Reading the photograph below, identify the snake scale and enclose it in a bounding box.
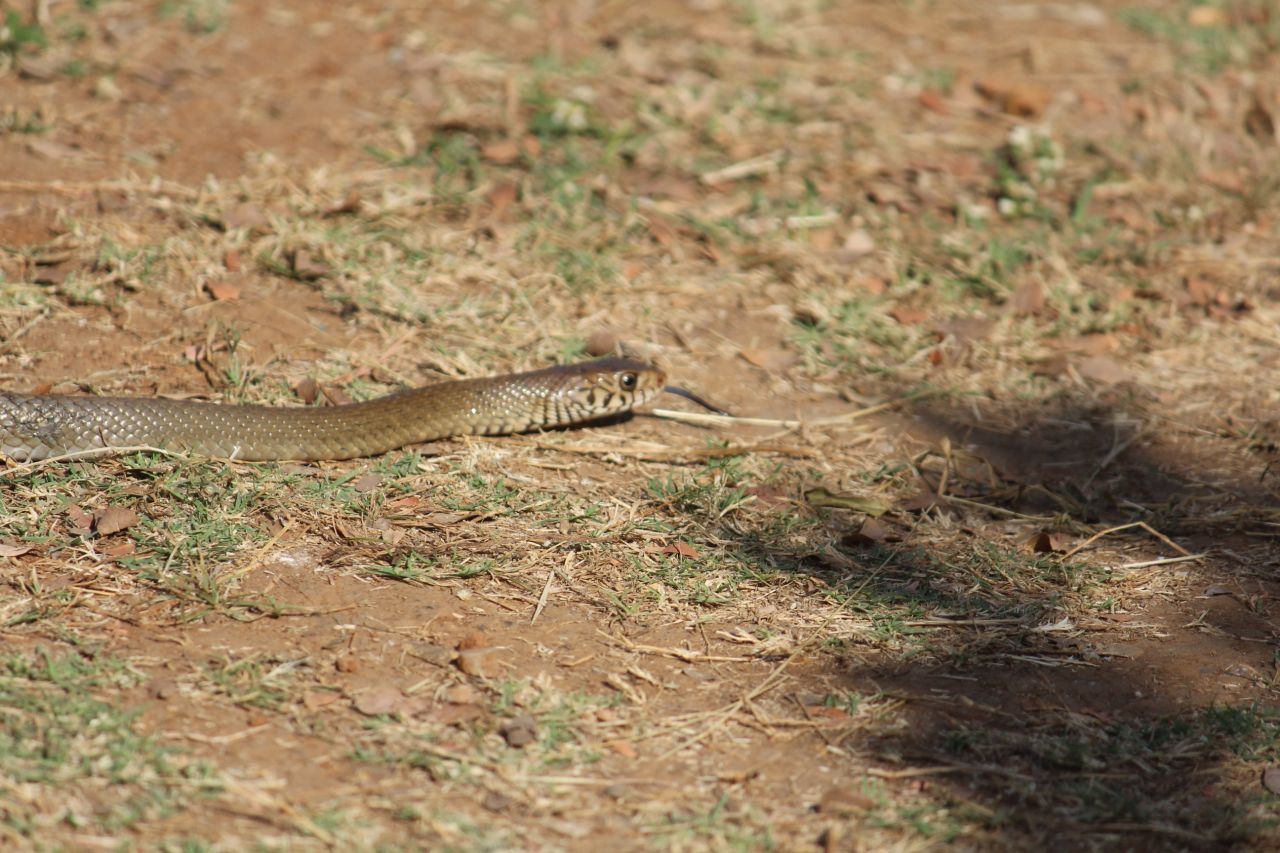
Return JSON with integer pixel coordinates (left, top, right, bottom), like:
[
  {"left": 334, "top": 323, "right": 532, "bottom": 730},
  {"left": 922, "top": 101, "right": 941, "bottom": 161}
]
[{"left": 0, "top": 358, "right": 679, "bottom": 462}]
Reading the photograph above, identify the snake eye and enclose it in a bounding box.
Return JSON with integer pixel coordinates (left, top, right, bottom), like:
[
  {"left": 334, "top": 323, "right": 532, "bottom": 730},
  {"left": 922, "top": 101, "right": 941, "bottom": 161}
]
[{"left": 619, "top": 372, "right": 638, "bottom": 390}]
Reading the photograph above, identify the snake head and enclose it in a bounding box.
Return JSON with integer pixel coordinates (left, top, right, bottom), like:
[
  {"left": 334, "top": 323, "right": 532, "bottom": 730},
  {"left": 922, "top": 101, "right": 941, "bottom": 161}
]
[{"left": 554, "top": 357, "right": 667, "bottom": 418}]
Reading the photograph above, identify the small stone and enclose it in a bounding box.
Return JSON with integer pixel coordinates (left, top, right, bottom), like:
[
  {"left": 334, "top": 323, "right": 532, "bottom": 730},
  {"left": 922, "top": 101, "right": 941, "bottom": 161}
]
[
  {"left": 585, "top": 328, "right": 620, "bottom": 356},
  {"left": 500, "top": 714, "right": 537, "bottom": 748}
]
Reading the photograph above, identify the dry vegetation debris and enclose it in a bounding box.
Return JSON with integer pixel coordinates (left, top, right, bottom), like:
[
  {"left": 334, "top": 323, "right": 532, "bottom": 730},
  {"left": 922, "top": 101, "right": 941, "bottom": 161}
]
[{"left": 3, "top": 0, "right": 1280, "bottom": 850}]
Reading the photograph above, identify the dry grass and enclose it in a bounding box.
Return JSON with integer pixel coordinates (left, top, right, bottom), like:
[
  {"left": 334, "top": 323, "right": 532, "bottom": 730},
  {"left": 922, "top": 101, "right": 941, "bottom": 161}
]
[{"left": 3, "top": 0, "right": 1280, "bottom": 850}]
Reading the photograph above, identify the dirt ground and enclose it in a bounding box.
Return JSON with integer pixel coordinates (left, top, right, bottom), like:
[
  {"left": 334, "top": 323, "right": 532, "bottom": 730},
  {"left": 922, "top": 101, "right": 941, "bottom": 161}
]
[{"left": 4, "top": 0, "right": 1280, "bottom": 850}]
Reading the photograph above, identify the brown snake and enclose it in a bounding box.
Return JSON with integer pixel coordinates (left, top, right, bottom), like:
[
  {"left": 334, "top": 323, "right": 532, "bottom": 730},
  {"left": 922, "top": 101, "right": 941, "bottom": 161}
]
[{"left": 0, "top": 357, "right": 718, "bottom": 463}]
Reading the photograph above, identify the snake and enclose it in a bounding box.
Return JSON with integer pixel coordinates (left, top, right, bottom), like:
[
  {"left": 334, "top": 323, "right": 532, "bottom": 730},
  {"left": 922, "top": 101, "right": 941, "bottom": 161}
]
[{"left": 0, "top": 357, "right": 720, "bottom": 463}]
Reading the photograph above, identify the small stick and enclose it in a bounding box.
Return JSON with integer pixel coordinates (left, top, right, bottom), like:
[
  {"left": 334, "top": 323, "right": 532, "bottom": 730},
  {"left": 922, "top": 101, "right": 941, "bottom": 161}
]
[
  {"left": 1118, "top": 553, "right": 1205, "bottom": 570},
  {"left": 1060, "top": 520, "right": 1193, "bottom": 561},
  {"left": 700, "top": 150, "right": 785, "bottom": 185},
  {"left": 2, "top": 444, "right": 188, "bottom": 474}
]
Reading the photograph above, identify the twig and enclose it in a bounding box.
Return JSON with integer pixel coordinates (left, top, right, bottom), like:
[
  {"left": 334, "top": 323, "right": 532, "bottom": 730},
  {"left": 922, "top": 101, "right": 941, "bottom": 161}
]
[
  {"left": 1060, "top": 521, "right": 1192, "bottom": 561},
  {"left": 700, "top": 150, "right": 785, "bottom": 185},
  {"left": 900, "top": 618, "right": 1025, "bottom": 627},
  {"left": 1118, "top": 553, "right": 1205, "bottom": 569},
  {"left": 1085, "top": 422, "right": 1144, "bottom": 486},
  {"left": 2, "top": 444, "right": 190, "bottom": 474},
  {"left": 942, "top": 494, "right": 1051, "bottom": 520},
  {"left": 532, "top": 554, "right": 570, "bottom": 625},
  {"left": 600, "top": 633, "right": 751, "bottom": 663},
  {"left": 864, "top": 765, "right": 963, "bottom": 779},
  {"left": 529, "top": 439, "right": 823, "bottom": 460},
  {"left": 1072, "top": 822, "right": 1214, "bottom": 843}
]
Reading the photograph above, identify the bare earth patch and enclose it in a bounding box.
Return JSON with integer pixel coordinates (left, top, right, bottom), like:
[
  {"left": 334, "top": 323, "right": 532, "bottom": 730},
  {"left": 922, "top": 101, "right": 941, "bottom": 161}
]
[{"left": 4, "top": 0, "right": 1280, "bottom": 849}]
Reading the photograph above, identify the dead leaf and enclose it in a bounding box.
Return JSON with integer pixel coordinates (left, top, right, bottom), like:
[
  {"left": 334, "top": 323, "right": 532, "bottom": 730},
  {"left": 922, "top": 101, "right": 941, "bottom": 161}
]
[
  {"left": 204, "top": 279, "right": 241, "bottom": 301},
  {"left": 293, "top": 377, "right": 320, "bottom": 404},
  {"left": 606, "top": 739, "right": 638, "bottom": 759},
  {"left": 917, "top": 90, "right": 947, "bottom": 114},
  {"left": 818, "top": 786, "right": 875, "bottom": 815},
  {"left": 444, "top": 684, "right": 482, "bottom": 704},
  {"left": 662, "top": 541, "right": 701, "bottom": 560},
  {"left": 888, "top": 305, "right": 928, "bottom": 326},
  {"left": 1024, "top": 530, "right": 1068, "bottom": 554},
  {"left": 935, "top": 316, "right": 994, "bottom": 344},
  {"left": 1203, "top": 584, "right": 1234, "bottom": 597},
  {"left": 352, "top": 473, "right": 383, "bottom": 493},
  {"left": 100, "top": 539, "right": 136, "bottom": 558},
  {"left": 481, "top": 138, "right": 522, "bottom": 164},
  {"left": 1207, "top": 296, "right": 1253, "bottom": 319},
  {"left": 842, "top": 517, "right": 891, "bottom": 546},
  {"left": 27, "top": 138, "right": 91, "bottom": 161},
  {"left": 223, "top": 203, "right": 267, "bottom": 231},
  {"left": 1187, "top": 5, "right": 1227, "bottom": 27},
  {"left": 291, "top": 250, "right": 329, "bottom": 280},
  {"left": 1184, "top": 275, "right": 1216, "bottom": 307},
  {"left": 431, "top": 702, "right": 485, "bottom": 725},
  {"left": 897, "top": 489, "right": 939, "bottom": 512},
  {"left": 1009, "top": 280, "right": 1046, "bottom": 316},
  {"left": 16, "top": 54, "right": 60, "bottom": 81},
  {"left": 975, "top": 78, "right": 1051, "bottom": 118},
  {"left": 322, "top": 385, "right": 353, "bottom": 406},
  {"left": 1200, "top": 169, "right": 1245, "bottom": 194},
  {"left": 1246, "top": 99, "right": 1276, "bottom": 144},
  {"left": 422, "top": 511, "right": 468, "bottom": 525},
  {"left": 67, "top": 505, "right": 94, "bottom": 533},
  {"left": 1057, "top": 333, "right": 1122, "bottom": 355},
  {"left": 487, "top": 181, "right": 519, "bottom": 219},
  {"left": 0, "top": 541, "right": 32, "bottom": 558},
  {"left": 1076, "top": 355, "right": 1133, "bottom": 385},
  {"left": 353, "top": 685, "right": 403, "bottom": 716},
  {"left": 303, "top": 690, "right": 342, "bottom": 710},
  {"left": 94, "top": 506, "right": 139, "bottom": 536},
  {"left": 224, "top": 250, "right": 242, "bottom": 272},
  {"left": 854, "top": 276, "right": 889, "bottom": 296},
  {"left": 324, "top": 192, "right": 363, "bottom": 216},
  {"left": 744, "top": 484, "right": 790, "bottom": 508},
  {"left": 866, "top": 180, "right": 910, "bottom": 209},
  {"left": 645, "top": 214, "right": 678, "bottom": 247},
  {"left": 804, "top": 488, "right": 891, "bottom": 516},
  {"left": 739, "top": 348, "right": 797, "bottom": 371}
]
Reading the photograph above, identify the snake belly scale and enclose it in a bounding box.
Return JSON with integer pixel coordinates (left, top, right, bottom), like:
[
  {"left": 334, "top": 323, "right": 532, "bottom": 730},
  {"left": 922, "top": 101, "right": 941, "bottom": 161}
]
[{"left": 0, "top": 358, "right": 665, "bottom": 462}]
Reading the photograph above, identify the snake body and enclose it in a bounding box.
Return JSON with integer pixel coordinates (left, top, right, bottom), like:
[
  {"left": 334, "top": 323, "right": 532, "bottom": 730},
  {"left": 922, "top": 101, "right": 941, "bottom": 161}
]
[{"left": 0, "top": 358, "right": 665, "bottom": 462}]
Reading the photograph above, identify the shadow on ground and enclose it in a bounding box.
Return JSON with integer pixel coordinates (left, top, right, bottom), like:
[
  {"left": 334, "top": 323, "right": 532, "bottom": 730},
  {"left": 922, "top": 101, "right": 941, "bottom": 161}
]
[{"left": 723, "top": 392, "right": 1280, "bottom": 850}]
